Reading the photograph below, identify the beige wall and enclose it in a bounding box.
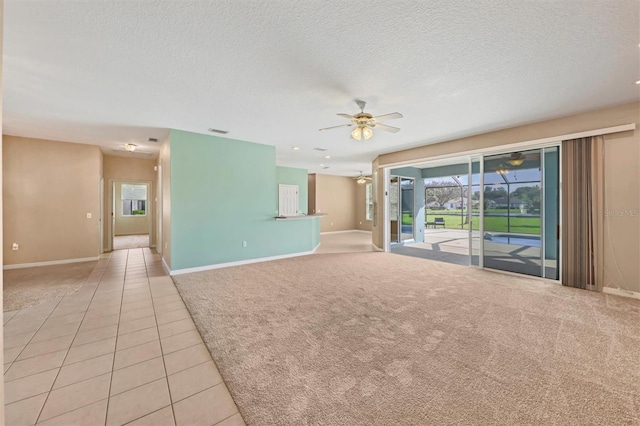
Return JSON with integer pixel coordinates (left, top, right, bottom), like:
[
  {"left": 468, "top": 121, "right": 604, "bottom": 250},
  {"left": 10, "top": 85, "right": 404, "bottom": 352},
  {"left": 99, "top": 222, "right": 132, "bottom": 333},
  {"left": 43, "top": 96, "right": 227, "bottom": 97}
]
[
  {"left": 314, "top": 174, "right": 356, "bottom": 232},
  {"left": 114, "top": 182, "right": 150, "bottom": 236},
  {"left": 308, "top": 174, "right": 316, "bottom": 214},
  {"left": 1, "top": 0, "right": 5, "bottom": 412},
  {"left": 3, "top": 136, "right": 102, "bottom": 265},
  {"left": 355, "top": 181, "right": 372, "bottom": 231},
  {"left": 159, "top": 134, "right": 171, "bottom": 268},
  {"left": 374, "top": 101, "right": 640, "bottom": 292},
  {"left": 372, "top": 158, "right": 382, "bottom": 249},
  {"left": 103, "top": 155, "right": 156, "bottom": 249}
]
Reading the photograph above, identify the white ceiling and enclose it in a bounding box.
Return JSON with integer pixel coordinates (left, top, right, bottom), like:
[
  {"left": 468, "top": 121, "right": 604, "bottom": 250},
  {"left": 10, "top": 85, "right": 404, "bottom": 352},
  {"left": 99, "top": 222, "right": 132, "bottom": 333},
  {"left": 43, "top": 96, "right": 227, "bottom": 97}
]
[{"left": 4, "top": 0, "right": 639, "bottom": 176}]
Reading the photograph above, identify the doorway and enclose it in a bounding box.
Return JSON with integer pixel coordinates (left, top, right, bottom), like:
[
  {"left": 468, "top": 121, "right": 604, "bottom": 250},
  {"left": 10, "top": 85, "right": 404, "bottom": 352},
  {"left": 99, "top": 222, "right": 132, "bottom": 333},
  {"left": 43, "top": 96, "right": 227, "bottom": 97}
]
[
  {"left": 389, "top": 176, "right": 415, "bottom": 244},
  {"left": 111, "top": 181, "right": 151, "bottom": 250}
]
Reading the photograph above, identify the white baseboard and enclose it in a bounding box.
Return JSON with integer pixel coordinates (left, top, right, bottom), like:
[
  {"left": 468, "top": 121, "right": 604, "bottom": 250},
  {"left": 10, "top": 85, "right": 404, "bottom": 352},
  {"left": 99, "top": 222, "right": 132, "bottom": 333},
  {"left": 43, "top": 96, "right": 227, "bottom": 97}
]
[
  {"left": 169, "top": 246, "right": 320, "bottom": 276},
  {"left": 603, "top": 287, "right": 640, "bottom": 300},
  {"left": 320, "top": 229, "right": 372, "bottom": 235},
  {"left": 161, "top": 257, "right": 171, "bottom": 275},
  {"left": 3, "top": 256, "right": 100, "bottom": 270}
]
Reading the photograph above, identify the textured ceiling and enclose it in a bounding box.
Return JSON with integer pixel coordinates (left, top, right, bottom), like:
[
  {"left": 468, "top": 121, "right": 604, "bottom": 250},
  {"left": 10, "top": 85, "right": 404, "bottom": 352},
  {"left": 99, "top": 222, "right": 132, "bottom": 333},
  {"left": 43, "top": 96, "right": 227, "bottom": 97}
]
[{"left": 4, "top": 0, "right": 639, "bottom": 175}]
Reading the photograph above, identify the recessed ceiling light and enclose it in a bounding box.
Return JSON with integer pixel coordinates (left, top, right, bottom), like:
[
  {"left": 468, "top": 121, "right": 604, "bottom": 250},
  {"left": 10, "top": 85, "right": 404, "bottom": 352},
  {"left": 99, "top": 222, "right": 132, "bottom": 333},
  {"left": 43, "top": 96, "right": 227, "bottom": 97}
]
[
  {"left": 208, "top": 128, "right": 229, "bottom": 134},
  {"left": 636, "top": 80, "right": 640, "bottom": 85},
  {"left": 325, "top": 155, "right": 331, "bottom": 159},
  {"left": 292, "top": 147, "right": 300, "bottom": 150},
  {"left": 320, "top": 163, "right": 324, "bottom": 167}
]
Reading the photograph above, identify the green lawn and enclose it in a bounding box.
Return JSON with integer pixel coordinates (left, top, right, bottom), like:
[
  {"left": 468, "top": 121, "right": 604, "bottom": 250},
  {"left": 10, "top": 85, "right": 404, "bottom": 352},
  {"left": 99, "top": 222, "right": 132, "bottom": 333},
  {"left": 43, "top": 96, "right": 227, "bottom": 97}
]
[
  {"left": 424, "top": 214, "right": 540, "bottom": 234},
  {"left": 403, "top": 210, "right": 541, "bottom": 234}
]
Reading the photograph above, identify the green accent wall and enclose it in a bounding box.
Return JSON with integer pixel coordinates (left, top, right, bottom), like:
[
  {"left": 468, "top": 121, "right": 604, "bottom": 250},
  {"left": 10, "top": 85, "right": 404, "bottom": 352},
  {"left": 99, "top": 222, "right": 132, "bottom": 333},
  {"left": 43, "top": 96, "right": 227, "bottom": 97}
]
[{"left": 169, "top": 129, "right": 318, "bottom": 271}]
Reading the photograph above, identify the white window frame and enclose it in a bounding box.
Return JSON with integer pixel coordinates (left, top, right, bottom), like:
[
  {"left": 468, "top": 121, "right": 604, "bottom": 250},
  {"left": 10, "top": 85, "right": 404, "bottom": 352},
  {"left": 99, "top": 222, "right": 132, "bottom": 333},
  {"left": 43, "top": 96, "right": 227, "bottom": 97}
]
[{"left": 365, "top": 183, "right": 373, "bottom": 221}]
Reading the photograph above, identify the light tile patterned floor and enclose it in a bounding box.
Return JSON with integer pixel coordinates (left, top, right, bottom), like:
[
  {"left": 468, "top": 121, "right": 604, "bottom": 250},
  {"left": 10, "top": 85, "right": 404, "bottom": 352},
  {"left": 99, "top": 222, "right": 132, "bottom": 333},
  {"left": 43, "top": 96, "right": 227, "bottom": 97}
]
[{"left": 4, "top": 248, "right": 245, "bottom": 426}]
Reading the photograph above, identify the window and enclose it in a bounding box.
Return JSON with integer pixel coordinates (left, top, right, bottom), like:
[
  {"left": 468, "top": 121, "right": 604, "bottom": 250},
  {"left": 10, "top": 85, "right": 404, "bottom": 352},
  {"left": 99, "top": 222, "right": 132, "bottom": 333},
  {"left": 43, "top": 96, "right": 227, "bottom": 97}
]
[
  {"left": 366, "top": 183, "right": 373, "bottom": 220},
  {"left": 121, "top": 184, "right": 147, "bottom": 216}
]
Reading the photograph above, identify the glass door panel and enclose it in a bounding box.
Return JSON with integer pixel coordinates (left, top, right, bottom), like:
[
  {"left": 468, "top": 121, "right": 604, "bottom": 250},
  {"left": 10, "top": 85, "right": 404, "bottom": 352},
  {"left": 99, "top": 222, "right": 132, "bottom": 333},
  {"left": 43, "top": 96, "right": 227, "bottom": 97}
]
[
  {"left": 470, "top": 158, "right": 482, "bottom": 266},
  {"left": 482, "top": 149, "right": 543, "bottom": 277},
  {"left": 400, "top": 178, "right": 414, "bottom": 242},
  {"left": 543, "top": 147, "right": 560, "bottom": 279},
  {"left": 390, "top": 176, "right": 400, "bottom": 243}
]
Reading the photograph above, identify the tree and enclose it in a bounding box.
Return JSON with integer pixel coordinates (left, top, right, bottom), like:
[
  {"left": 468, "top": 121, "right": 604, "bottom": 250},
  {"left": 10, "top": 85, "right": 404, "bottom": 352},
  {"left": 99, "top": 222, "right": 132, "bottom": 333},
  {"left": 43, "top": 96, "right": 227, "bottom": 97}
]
[
  {"left": 512, "top": 185, "right": 541, "bottom": 210},
  {"left": 425, "top": 181, "right": 463, "bottom": 208},
  {"left": 483, "top": 186, "right": 507, "bottom": 209}
]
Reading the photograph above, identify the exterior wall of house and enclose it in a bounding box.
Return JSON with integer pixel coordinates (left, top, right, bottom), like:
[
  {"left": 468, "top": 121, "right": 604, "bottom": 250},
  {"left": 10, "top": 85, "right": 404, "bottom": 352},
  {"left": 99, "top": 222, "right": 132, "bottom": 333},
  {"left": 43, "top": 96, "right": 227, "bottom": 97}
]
[
  {"left": 3, "top": 136, "right": 102, "bottom": 265},
  {"left": 374, "top": 101, "right": 640, "bottom": 293}
]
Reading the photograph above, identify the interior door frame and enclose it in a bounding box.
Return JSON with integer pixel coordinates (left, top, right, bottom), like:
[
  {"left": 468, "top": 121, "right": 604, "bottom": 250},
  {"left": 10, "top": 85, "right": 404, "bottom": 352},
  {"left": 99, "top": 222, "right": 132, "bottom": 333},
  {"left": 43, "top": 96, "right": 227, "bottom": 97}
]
[{"left": 107, "top": 179, "right": 154, "bottom": 252}]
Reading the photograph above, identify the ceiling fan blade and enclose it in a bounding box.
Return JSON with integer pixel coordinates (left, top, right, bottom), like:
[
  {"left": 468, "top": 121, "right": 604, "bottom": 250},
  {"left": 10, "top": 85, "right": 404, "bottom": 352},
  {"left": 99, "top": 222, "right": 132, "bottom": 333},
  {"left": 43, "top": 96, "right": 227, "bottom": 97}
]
[
  {"left": 319, "top": 123, "right": 353, "bottom": 131},
  {"left": 372, "top": 123, "right": 401, "bottom": 133},
  {"left": 372, "top": 112, "right": 403, "bottom": 123},
  {"left": 337, "top": 113, "right": 355, "bottom": 120}
]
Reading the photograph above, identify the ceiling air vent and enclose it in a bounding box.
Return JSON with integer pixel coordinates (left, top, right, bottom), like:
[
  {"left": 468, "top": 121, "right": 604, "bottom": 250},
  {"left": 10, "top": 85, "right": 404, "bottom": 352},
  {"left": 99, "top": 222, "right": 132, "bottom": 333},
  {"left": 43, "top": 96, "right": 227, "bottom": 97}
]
[
  {"left": 313, "top": 147, "right": 328, "bottom": 152},
  {"left": 322, "top": 166, "right": 330, "bottom": 169},
  {"left": 148, "top": 137, "right": 158, "bottom": 143},
  {"left": 208, "top": 128, "right": 229, "bottom": 135}
]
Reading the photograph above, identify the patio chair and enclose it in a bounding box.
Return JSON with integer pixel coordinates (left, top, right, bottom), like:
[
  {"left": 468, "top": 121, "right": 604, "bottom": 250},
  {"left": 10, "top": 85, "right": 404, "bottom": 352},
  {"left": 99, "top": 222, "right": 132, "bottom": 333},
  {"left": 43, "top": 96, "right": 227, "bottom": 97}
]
[{"left": 425, "top": 217, "right": 446, "bottom": 228}]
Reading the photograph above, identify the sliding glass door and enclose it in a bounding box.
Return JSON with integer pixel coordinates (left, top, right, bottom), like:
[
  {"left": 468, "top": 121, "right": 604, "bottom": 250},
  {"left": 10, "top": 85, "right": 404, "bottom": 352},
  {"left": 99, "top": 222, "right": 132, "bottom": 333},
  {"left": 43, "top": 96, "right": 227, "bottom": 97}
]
[
  {"left": 400, "top": 178, "right": 415, "bottom": 242},
  {"left": 481, "top": 148, "right": 559, "bottom": 278},
  {"left": 389, "top": 176, "right": 415, "bottom": 244},
  {"left": 387, "top": 147, "right": 560, "bottom": 280}
]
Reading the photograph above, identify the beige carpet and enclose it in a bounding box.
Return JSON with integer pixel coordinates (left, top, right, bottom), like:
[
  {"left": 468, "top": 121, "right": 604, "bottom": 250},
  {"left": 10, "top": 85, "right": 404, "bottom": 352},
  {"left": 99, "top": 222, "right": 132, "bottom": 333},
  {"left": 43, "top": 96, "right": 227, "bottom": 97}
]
[
  {"left": 3, "top": 260, "right": 97, "bottom": 312},
  {"left": 172, "top": 252, "right": 640, "bottom": 425},
  {"left": 113, "top": 234, "right": 149, "bottom": 250}
]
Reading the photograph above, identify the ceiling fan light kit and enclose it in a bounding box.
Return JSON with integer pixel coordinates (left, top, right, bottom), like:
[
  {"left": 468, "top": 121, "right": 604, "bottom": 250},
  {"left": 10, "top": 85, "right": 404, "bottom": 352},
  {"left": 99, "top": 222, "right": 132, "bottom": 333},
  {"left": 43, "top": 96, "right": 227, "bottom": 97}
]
[
  {"left": 507, "top": 152, "right": 525, "bottom": 166},
  {"left": 353, "top": 171, "right": 372, "bottom": 184},
  {"left": 124, "top": 143, "right": 137, "bottom": 152},
  {"left": 320, "top": 100, "right": 403, "bottom": 141}
]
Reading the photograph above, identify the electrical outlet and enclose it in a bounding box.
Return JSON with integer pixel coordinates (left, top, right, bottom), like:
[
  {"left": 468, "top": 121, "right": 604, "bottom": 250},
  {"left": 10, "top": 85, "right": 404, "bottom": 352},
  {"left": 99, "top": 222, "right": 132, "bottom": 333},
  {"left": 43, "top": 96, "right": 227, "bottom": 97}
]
[
  {"left": 12, "top": 243, "right": 19, "bottom": 251},
  {"left": 242, "top": 241, "right": 247, "bottom": 247},
  {"left": 86, "top": 213, "right": 92, "bottom": 219}
]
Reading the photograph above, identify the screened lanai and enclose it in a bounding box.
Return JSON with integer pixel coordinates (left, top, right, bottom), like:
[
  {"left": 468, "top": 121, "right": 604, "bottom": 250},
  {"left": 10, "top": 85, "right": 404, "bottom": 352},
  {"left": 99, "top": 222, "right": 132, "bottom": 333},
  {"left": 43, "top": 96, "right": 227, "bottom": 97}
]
[{"left": 389, "top": 148, "right": 559, "bottom": 279}]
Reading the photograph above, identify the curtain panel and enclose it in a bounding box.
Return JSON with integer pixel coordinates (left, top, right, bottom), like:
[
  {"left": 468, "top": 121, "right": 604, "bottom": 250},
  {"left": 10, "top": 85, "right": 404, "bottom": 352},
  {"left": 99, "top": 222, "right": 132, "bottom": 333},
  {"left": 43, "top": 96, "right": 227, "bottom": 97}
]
[{"left": 561, "top": 136, "right": 605, "bottom": 290}]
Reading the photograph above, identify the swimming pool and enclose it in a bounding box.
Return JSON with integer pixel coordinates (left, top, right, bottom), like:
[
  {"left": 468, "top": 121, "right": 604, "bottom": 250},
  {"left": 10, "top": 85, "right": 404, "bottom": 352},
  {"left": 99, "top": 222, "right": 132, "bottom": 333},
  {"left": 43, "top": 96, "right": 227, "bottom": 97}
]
[{"left": 484, "top": 233, "right": 541, "bottom": 247}]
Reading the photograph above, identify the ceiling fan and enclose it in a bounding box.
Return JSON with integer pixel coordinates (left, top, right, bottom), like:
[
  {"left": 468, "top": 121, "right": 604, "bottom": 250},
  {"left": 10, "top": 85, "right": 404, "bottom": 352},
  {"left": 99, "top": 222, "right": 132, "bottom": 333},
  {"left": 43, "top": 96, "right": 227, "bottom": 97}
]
[
  {"left": 352, "top": 171, "right": 372, "bottom": 184},
  {"left": 319, "top": 100, "right": 403, "bottom": 140}
]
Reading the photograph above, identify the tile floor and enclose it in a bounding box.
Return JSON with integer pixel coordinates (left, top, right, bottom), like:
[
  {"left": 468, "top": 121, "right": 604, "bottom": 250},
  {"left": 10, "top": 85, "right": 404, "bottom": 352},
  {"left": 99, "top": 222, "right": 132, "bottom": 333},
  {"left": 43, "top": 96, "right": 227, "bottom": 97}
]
[{"left": 4, "top": 248, "right": 245, "bottom": 426}]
